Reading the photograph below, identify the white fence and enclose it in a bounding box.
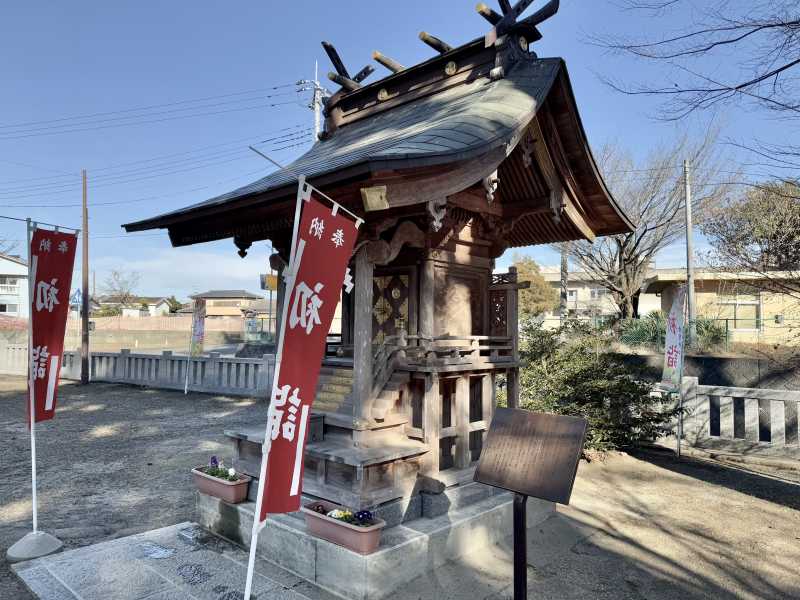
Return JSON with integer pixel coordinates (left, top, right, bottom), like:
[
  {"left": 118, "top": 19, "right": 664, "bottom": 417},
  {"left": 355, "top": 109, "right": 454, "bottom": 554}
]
[
  {"left": 61, "top": 350, "right": 275, "bottom": 397},
  {"left": 681, "top": 376, "right": 800, "bottom": 455}
]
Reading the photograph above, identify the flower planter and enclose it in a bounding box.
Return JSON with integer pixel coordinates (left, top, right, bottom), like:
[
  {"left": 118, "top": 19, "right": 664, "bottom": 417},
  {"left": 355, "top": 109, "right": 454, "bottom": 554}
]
[
  {"left": 192, "top": 467, "right": 251, "bottom": 504},
  {"left": 301, "top": 500, "right": 385, "bottom": 555}
]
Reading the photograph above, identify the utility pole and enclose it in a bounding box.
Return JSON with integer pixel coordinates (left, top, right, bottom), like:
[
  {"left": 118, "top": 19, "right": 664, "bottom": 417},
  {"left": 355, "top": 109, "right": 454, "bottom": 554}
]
[
  {"left": 81, "top": 170, "right": 89, "bottom": 384},
  {"left": 300, "top": 63, "right": 330, "bottom": 140},
  {"left": 684, "top": 159, "right": 696, "bottom": 346}
]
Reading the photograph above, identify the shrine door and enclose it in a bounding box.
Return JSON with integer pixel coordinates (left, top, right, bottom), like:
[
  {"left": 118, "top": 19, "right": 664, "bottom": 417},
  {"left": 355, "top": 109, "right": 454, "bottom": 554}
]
[{"left": 372, "top": 272, "right": 410, "bottom": 344}]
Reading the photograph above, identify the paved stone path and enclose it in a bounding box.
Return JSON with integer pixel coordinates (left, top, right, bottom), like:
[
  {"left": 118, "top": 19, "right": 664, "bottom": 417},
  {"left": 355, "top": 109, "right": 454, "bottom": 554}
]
[
  {"left": 0, "top": 377, "right": 269, "bottom": 600},
  {"left": 3, "top": 377, "right": 800, "bottom": 599},
  {"left": 14, "top": 523, "right": 323, "bottom": 600}
]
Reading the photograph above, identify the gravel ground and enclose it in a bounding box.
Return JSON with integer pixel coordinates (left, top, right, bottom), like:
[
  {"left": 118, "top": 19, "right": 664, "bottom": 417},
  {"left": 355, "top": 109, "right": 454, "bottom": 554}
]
[
  {"left": 2, "top": 376, "right": 800, "bottom": 600},
  {"left": 0, "top": 376, "right": 267, "bottom": 600}
]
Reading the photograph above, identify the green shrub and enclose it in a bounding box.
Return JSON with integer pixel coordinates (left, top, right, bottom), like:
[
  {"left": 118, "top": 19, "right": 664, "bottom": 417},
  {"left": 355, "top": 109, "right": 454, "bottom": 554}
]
[
  {"left": 619, "top": 311, "right": 727, "bottom": 352},
  {"left": 619, "top": 311, "right": 666, "bottom": 348},
  {"left": 518, "top": 318, "right": 677, "bottom": 451}
]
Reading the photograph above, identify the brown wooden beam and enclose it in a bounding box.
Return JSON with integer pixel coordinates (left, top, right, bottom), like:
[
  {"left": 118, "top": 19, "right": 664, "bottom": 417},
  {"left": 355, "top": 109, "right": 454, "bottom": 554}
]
[
  {"left": 475, "top": 2, "right": 502, "bottom": 25},
  {"left": 322, "top": 41, "right": 350, "bottom": 78},
  {"left": 352, "top": 64, "right": 375, "bottom": 83},
  {"left": 419, "top": 31, "right": 453, "bottom": 54},
  {"left": 328, "top": 72, "right": 361, "bottom": 92},
  {"left": 521, "top": 0, "right": 560, "bottom": 26},
  {"left": 372, "top": 50, "right": 405, "bottom": 73}
]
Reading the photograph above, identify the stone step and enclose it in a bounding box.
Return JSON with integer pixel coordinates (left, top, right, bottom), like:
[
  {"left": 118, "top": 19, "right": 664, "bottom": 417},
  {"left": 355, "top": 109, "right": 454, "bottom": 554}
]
[
  {"left": 319, "top": 375, "right": 354, "bottom": 386},
  {"left": 316, "top": 390, "right": 350, "bottom": 403},
  {"left": 319, "top": 367, "right": 353, "bottom": 379},
  {"left": 421, "top": 481, "right": 500, "bottom": 518},
  {"left": 318, "top": 382, "right": 353, "bottom": 394}
]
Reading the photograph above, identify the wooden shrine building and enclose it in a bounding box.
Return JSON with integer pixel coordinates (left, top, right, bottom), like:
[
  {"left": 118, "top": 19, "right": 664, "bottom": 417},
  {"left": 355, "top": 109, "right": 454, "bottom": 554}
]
[{"left": 124, "top": 2, "right": 633, "bottom": 512}]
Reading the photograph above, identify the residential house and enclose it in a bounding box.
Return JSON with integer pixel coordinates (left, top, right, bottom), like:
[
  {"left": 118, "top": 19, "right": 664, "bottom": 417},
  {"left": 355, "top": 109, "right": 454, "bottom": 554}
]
[
  {"left": 189, "top": 290, "right": 261, "bottom": 318},
  {"left": 97, "top": 295, "right": 172, "bottom": 317},
  {"left": 0, "top": 253, "right": 28, "bottom": 318}
]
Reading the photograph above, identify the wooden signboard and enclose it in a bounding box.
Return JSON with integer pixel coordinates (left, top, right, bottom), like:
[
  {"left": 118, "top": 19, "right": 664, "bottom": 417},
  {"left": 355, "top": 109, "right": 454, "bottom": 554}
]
[
  {"left": 475, "top": 408, "right": 587, "bottom": 600},
  {"left": 475, "top": 408, "right": 587, "bottom": 504}
]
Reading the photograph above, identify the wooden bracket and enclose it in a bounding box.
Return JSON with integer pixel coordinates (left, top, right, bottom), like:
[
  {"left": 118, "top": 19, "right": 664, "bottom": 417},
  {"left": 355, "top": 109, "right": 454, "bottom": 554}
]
[
  {"left": 427, "top": 198, "right": 447, "bottom": 232},
  {"left": 483, "top": 170, "right": 499, "bottom": 204}
]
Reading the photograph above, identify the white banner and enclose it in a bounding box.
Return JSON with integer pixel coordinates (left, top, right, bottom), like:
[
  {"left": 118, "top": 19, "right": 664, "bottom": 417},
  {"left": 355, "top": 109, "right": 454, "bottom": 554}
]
[{"left": 661, "top": 286, "right": 687, "bottom": 392}]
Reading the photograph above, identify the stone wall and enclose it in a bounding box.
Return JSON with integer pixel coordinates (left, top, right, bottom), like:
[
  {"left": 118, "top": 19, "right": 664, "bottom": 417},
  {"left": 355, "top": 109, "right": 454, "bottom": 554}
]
[{"left": 618, "top": 352, "right": 800, "bottom": 391}]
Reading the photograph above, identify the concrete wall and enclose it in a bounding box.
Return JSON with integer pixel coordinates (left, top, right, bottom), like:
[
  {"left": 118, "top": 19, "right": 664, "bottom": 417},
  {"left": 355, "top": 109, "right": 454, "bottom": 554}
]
[
  {"left": 61, "top": 330, "right": 242, "bottom": 353},
  {"left": 620, "top": 352, "right": 800, "bottom": 391}
]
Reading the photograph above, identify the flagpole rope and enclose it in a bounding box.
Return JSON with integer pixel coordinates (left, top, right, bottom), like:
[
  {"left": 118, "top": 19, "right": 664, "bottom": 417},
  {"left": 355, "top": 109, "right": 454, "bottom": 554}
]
[
  {"left": 0, "top": 214, "right": 80, "bottom": 232},
  {"left": 246, "top": 147, "right": 364, "bottom": 228}
]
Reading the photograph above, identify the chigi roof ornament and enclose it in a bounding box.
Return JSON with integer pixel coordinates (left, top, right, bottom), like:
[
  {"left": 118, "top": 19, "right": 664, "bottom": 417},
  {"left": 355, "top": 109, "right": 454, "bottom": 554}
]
[{"left": 321, "top": 0, "right": 560, "bottom": 97}]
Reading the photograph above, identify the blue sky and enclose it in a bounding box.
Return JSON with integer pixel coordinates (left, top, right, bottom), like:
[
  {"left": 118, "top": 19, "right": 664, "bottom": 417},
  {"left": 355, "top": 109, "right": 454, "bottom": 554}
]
[{"left": 0, "top": 1, "right": 791, "bottom": 299}]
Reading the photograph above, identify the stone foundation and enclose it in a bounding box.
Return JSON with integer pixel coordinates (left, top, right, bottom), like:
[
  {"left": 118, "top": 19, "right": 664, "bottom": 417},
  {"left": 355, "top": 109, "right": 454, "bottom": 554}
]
[{"left": 197, "top": 488, "right": 554, "bottom": 600}]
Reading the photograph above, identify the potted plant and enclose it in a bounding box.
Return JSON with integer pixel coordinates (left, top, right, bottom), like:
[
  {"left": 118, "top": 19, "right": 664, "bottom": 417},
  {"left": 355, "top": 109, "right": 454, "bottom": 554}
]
[
  {"left": 192, "top": 456, "right": 251, "bottom": 504},
  {"left": 301, "top": 500, "right": 385, "bottom": 554}
]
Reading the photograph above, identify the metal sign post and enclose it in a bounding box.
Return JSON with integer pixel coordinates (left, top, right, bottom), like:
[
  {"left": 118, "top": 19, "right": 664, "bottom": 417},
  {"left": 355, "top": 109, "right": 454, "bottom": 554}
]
[{"left": 475, "top": 408, "right": 588, "bottom": 600}]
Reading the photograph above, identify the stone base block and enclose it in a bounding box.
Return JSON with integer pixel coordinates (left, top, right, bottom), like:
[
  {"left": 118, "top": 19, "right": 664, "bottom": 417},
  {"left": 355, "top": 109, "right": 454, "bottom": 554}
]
[
  {"left": 197, "top": 490, "right": 554, "bottom": 600},
  {"left": 421, "top": 481, "right": 500, "bottom": 517}
]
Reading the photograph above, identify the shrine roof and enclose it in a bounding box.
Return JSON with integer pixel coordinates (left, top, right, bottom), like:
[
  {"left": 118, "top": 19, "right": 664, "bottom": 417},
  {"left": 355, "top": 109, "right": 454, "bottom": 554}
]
[{"left": 125, "top": 56, "right": 581, "bottom": 232}]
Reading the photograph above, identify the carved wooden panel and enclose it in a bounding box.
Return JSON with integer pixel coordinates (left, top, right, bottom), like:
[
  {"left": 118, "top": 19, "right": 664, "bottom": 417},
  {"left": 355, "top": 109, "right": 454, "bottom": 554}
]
[
  {"left": 372, "top": 274, "right": 409, "bottom": 343},
  {"left": 490, "top": 289, "right": 508, "bottom": 337}
]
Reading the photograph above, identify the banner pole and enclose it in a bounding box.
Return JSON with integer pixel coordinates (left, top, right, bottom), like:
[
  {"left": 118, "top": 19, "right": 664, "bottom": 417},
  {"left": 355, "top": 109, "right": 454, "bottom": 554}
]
[
  {"left": 243, "top": 177, "right": 307, "bottom": 600},
  {"left": 26, "top": 218, "right": 38, "bottom": 534}
]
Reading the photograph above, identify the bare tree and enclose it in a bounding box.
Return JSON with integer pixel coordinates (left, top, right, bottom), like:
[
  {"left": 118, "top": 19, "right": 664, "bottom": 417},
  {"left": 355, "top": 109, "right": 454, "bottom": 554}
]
[
  {"left": 595, "top": 1, "right": 800, "bottom": 119},
  {"left": 594, "top": 1, "right": 800, "bottom": 173},
  {"left": 702, "top": 181, "right": 800, "bottom": 301},
  {"left": 102, "top": 269, "right": 140, "bottom": 306},
  {"left": 565, "top": 130, "right": 727, "bottom": 318}
]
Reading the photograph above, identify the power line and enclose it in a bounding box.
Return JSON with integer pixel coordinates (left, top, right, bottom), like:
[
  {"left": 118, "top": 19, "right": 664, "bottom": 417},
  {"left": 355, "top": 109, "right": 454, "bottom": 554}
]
[
  {"left": 0, "top": 124, "right": 309, "bottom": 186},
  {"left": 0, "top": 93, "right": 303, "bottom": 138},
  {"left": 0, "top": 130, "right": 312, "bottom": 196},
  {"left": 0, "top": 161, "right": 284, "bottom": 209},
  {"left": 0, "top": 83, "right": 300, "bottom": 130},
  {"left": 0, "top": 99, "right": 304, "bottom": 141}
]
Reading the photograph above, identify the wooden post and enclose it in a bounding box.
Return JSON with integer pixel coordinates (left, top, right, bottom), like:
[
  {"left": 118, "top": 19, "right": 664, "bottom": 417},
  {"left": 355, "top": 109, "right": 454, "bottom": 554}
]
[
  {"left": 507, "top": 369, "right": 519, "bottom": 409},
  {"left": 423, "top": 374, "right": 440, "bottom": 475},
  {"left": 353, "top": 246, "right": 373, "bottom": 422},
  {"left": 482, "top": 373, "right": 494, "bottom": 423},
  {"left": 419, "top": 257, "right": 435, "bottom": 342},
  {"left": 454, "top": 375, "right": 471, "bottom": 469}
]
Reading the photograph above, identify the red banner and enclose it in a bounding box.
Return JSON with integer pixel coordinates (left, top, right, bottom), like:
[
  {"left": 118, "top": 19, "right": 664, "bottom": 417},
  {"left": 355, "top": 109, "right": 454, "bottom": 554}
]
[
  {"left": 259, "top": 188, "right": 358, "bottom": 517},
  {"left": 28, "top": 228, "right": 77, "bottom": 424}
]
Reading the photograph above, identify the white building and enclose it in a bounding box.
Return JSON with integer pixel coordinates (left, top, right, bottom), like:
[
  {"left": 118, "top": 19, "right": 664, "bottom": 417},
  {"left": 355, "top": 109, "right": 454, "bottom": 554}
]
[
  {"left": 539, "top": 266, "right": 661, "bottom": 319},
  {"left": 0, "top": 252, "right": 29, "bottom": 318}
]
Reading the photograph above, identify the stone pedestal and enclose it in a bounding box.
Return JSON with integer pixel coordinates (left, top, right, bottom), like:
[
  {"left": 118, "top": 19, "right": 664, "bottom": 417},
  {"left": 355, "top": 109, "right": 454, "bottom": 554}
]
[{"left": 197, "top": 488, "right": 554, "bottom": 600}]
